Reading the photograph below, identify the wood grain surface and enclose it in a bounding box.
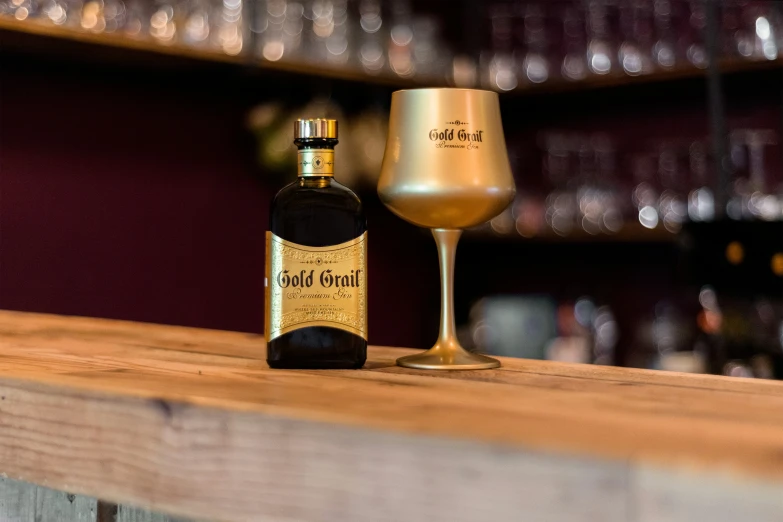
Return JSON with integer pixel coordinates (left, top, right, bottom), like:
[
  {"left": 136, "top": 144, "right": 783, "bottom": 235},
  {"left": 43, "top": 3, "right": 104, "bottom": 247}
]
[
  {"left": 0, "top": 310, "right": 782, "bottom": 521},
  {"left": 0, "top": 477, "right": 192, "bottom": 522}
]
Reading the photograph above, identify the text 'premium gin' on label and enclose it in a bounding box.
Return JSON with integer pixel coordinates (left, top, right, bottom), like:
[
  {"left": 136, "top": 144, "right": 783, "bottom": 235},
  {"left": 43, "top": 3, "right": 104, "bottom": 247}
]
[{"left": 265, "top": 118, "right": 367, "bottom": 369}]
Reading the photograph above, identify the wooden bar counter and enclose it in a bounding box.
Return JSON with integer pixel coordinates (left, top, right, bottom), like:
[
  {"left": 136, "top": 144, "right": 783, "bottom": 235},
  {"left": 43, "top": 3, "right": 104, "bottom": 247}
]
[{"left": 0, "top": 310, "right": 782, "bottom": 521}]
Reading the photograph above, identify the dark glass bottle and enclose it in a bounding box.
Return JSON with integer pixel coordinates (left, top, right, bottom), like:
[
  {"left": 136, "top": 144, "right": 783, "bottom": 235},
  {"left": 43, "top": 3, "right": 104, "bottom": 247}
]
[{"left": 266, "top": 119, "right": 367, "bottom": 369}]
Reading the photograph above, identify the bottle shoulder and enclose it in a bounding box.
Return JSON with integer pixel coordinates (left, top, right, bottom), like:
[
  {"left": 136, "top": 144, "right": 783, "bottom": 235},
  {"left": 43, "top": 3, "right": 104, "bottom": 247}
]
[
  {"left": 270, "top": 177, "right": 366, "bottom": 246},
  {"left": 272, "top": 178, "right": 363, "bottom": 212}
]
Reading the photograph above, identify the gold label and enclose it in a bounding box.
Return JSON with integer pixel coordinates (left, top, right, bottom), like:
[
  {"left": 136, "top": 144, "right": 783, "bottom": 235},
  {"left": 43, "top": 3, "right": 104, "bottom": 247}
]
[
  {"left": 265, "top": 232, "right": 367, "bottom": 341},
  {"left": 297, "top": 149, "right": 334, "bottom": 176}
]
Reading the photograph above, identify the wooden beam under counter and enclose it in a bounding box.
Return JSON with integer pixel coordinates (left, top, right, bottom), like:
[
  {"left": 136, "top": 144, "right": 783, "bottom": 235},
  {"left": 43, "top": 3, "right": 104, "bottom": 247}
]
[{"left": 0, "top": 309, "right": 781, "bottom": 522}]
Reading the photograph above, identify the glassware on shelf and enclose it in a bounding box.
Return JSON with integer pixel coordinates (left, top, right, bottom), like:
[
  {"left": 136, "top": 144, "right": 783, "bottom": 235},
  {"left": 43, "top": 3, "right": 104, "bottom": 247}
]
[
  {"left": 181, "top": 0, "right": 210, "bottom": 45},
  {"left": 617, "top": 0, "right": 654, "bottom": 76},
  {"left": 216, "top": 0, "right": 243, "bottom": 55},
  {"left": 595, "top": 134, "right": 625, "bottom": 234},
  {"left": 107, "top": 0, "right": 126, "bottom": 34},
  {"left": 742, "top": 0, "right": 778, "bottom": 61},
  {"left": 722, "top": 0, "right": 746, "bottom": 60},
  {"left": 631, "top": 153, "right": 661, "bottom": 230},
  {"left": 309, "top": 0, "right": 334, "bottom": 58},
  {"left": 410, "top": 16, "right": 435, "bottom": 77},
  {"left": 272, "top": 0, "right": 302, "bottom": 57},
  {"left": 149, "top": 0, "right": 176, "bottom": 43},
  {"left": 687, "top": 140, "right": 715, "bottom": 222},
  {"left": 123, "top": 0, "right": 147, "bottom": 37},
  {"left": 652, "top": 0, "right": 676, "bottom": 68},
  {"left": 684, "top": 0, "right": 707, "bottom": 69},
  {"left": 511, "top": 193, "right": 545, "bottom": 238},
  {"left": 541, "top": 132, "right": 577, "bottom": 236},
  {"left": 560, "top": 4, "right": 588, "bottom": 81},
  {"left": 3, "top": 0, "right": 38, "bottom": 21},
  {"left": 4, "top": 0, "right": 783, "bottom": 84},
  {"left": 328, "top": 0, "right": 351, "bottom": 65},
  {"left": 585, "top": 0, "right": 615, "bottom": 75},
  {"left": 498, "top": 115, "right": 780, "bottom": 241},
  {"left": 575, "top": 136, "right": 603, "bottom": 235},
  {"left": 38, "top": 0, "right": 76, "bottom": 26},
  {"left": 256, "top": 0, "right": 286, "bottom": 61},
  {"left": 449, "top": 54, "right": 478, "bottom": 87},
  {"left": 728, "top": 129, "right": 779, "bottom": 221},
  {"left": 357, "top": 0, "right": 386, "bottom": 74},
  {"left": 387, "top": 10, "right": 451, "bottom": 81},
  {"left": 655, "top": 142, "right": 688, "bottom": 233},
  {"left": 591, "top": 304, "right": 618, "bottom": 365},
  {"left": 304, "top": 0, "right": 351, "bottom": 65},
  {"left": 516, "top": 2, "right": 550, "bottom": 85},
  {"left": 537, "top": 132, "right": 626, "bottom": 237},
  {"left": 481, "top": 2, "right": 517, "bottom": 91},
  {"left": 387, "top": 0, "right": 414, "bottom": 78}
]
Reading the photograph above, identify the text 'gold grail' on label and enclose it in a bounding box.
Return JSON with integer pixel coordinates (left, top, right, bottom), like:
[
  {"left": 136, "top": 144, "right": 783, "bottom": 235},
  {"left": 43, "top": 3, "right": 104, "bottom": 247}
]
[{"left": 265, "top": 232, "right": 367, "bottom": 341}]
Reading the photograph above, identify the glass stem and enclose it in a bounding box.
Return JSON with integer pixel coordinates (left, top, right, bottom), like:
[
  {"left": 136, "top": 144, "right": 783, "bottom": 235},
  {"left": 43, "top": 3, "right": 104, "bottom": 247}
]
[{"left": 432, "top": 228, "right": 462, "bottom": 349}]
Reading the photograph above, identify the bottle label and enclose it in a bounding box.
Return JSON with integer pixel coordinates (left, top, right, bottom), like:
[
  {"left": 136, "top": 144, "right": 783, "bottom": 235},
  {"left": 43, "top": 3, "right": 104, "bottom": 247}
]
[
  {"left": 297, "top": 149, "right": 334, "bottom": 177},
  {"left": 265, "top": 232, "right": 367, "bottom": 342}
]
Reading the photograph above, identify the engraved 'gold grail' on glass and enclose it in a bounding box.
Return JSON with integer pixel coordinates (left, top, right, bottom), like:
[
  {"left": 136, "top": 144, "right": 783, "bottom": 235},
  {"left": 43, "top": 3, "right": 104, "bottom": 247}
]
[{"left": 378, "top": 88, "right": 516, "bottom": 370}]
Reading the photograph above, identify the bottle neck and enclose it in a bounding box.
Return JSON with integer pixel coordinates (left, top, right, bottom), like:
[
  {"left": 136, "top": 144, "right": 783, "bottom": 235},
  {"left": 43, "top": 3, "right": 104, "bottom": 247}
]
[{"left": 295, "top": 138, "right": 337, "bottom": 178}]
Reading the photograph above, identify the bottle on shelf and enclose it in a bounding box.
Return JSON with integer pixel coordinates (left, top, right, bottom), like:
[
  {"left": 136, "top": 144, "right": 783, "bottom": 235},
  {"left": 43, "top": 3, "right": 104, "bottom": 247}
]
[{"left": 265, "top": 118, "right": 368, "bottom": 369}]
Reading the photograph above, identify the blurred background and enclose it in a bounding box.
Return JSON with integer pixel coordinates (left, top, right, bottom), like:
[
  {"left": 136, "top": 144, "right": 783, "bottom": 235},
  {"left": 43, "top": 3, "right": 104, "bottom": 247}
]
[{"left": 0, "top": 0, "right": 781, "bottom": 377}]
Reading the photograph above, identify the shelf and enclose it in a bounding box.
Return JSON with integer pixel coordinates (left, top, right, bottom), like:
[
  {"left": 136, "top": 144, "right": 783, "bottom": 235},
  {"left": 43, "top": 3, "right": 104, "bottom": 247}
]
[
  {"left": 0, "top": 15, "right": 245, "bottom": 65},
  {"left": 1, "top": 16, "right": 781, "bottom": 95},
  {"left": 506, "top": 55, "right": 783, "bottom": 96},
  {"left": 0, "top": 16, "right": 427, "bottom": 87},
  {"left": 464, "top": 222, "right": 678, "bottom": 244}
]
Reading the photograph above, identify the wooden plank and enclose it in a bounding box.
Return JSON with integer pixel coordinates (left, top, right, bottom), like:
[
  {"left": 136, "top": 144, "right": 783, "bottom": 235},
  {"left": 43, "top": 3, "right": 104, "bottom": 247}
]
[
  {"left": 1, "top": 383, "right": 780, "bottom": 522},
  {"left": 0, "top": 379, "right": 630, "bottom": 521},
  {"left": 0, "top": 477, "right": 196, "bottom": 522},
  {"left": 0, "top": 310, "right": 782, "bottom": 480},
  {"left": 0, "top": 310, "right": 781, "bottom": 521},
  {"left": 116, "top": 505, "right": 192, "bottom": 522},
  {"left": 633, "top": 466, "right": 783, "bottom": 522},
  {"left": 36, "top": 487, "right": 97, "bottom": 522},
  {"left": 0, "top": 477, "right": 35, "bottom": 522},
  {"left": 0, "top": 477, "right": 96, "bottom": 522}
]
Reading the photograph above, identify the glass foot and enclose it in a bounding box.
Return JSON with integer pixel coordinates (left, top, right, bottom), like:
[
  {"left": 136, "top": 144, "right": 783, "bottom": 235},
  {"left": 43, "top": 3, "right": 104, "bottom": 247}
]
[{"left": 397, "top": 345, "right": 500, "bottom": 370}]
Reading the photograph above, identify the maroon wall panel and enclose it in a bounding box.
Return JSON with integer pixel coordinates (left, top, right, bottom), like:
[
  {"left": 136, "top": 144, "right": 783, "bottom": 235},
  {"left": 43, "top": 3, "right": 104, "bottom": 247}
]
[
  {"left": 0, "top": 57, "right": 438, "bottom": 347},
  {"left": 0, "top": 63, "right": 270, "bottom": 333}
]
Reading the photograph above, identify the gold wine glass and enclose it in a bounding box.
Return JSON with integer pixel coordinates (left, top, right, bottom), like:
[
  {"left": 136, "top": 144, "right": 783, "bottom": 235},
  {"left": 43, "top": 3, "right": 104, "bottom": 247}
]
[{"left": 378, "top": 88, "right": 516, "bottom": 370}]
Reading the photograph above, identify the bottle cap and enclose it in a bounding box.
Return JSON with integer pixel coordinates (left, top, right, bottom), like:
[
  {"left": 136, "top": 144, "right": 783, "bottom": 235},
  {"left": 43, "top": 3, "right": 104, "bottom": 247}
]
[{"left": 294, "top": 119, "right": 338, "bottom": 139}]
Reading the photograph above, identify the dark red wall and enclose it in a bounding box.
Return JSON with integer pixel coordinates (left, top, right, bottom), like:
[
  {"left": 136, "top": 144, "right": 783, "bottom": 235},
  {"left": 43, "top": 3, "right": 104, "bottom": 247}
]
[
  {"left": 0, "top": 55, "right": 266, "bottom": 330},
  {"left": 0, "top": 53, "right": 438, "bottom": 347}
]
